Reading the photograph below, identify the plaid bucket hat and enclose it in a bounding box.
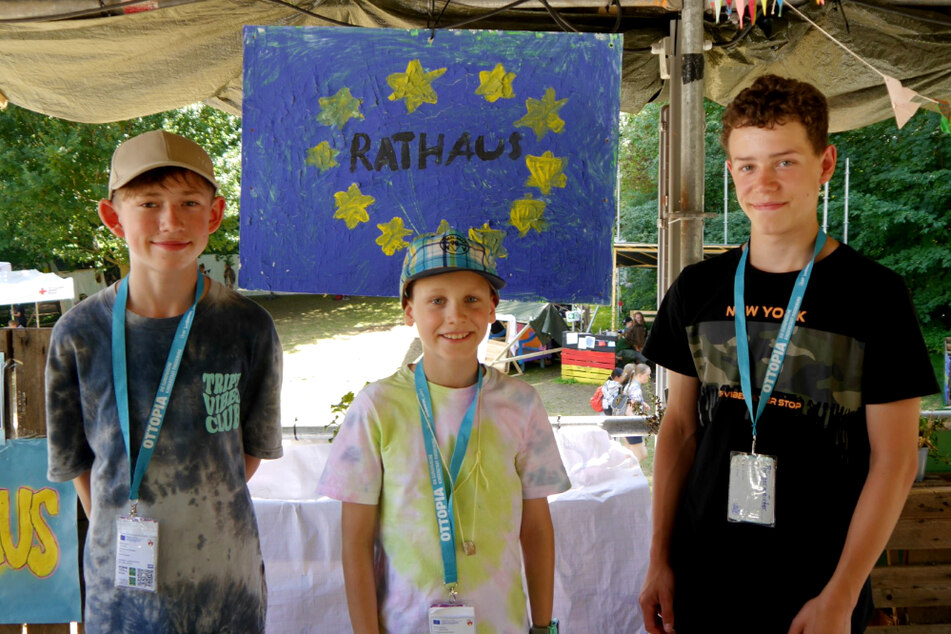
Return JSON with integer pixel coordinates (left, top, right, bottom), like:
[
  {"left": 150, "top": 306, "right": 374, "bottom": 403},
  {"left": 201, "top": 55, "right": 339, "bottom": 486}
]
[{"left": 400, "top": 230, "right": 506, "bottom": 302}]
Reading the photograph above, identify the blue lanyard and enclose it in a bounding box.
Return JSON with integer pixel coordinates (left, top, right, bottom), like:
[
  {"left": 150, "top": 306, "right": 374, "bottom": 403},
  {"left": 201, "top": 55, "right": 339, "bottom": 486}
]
[
  {"left": 112, "top": 272, "right": 203, "bottom": 508},
  {"left": 734, "top": 232, "right": 825, "bottom": 447},
  {"left": 414, "top": 360, "right": 481, "bottom": 588}
]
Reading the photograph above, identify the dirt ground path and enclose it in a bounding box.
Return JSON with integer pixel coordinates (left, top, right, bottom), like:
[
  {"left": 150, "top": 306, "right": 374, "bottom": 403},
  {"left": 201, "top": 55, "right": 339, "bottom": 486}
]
[{"left": 255, "top": 294, "right": 596, "bottom": 427}]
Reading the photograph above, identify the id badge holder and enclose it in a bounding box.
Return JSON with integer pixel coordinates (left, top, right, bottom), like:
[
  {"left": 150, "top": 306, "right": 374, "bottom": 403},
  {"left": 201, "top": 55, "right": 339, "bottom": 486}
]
[
  {"left": 727, "top": 451, "right": 777, "bottom": 526},
  {"left": 430, "top": 586, "right": 476, "bottom": 634},
  {"left": 429, "top": 603, "right": 476, "bottom": 634},
  {"left": 115, "top": 515, "right": 159, "bottom": 591}
]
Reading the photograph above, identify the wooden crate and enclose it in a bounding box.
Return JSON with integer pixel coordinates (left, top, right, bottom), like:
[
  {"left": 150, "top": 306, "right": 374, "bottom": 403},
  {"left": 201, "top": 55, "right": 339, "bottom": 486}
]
[
  {"left": 561, "top": 348, "right": 615, "bottom": 385},
  {"left": 869, "top": 473, "right": 951, "bottom": 631},
  {"left": 562, "top": 348, "right": 615, "bottom": 369},
  {"left": 560, "top": 364, "right": 612, "bottom": 385}
]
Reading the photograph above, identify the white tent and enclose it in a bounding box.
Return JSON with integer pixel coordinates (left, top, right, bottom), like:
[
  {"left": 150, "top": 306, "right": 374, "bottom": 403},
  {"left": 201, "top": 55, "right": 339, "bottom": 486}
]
[
  {"left": 0, "top": 269, "right": 75, "bottom": 305},
  {"left": 0, "top": 269, "right": 75, "bottom": 327}
]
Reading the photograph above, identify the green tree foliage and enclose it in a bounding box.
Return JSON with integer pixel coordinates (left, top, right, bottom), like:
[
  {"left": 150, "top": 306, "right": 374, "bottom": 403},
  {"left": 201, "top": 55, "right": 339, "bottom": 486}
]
[
  {"left": 0, "top": 104, "right": 241, "bottom": 272},
  {"left": 617, "top": 102, "right": 950, "bottom": 351},
  {"left": 825, "top": 112, "right": 951, "bottom": 352},
  {"left": 616, "top": 106, "right": 661, "bottom": 318},
  {"left": 616, "top": 100, "right": 743, "bottom": 318},
  {"left": 617, "top": 104, "right": 661, "bottom": 245},
  {"left": 702, "top": 101, "right": 750, "bottom": 245}
]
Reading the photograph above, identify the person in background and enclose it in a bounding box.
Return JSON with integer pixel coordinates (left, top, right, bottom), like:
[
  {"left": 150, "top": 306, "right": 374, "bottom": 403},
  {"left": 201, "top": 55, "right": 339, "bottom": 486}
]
[
  {"left": 223, "top": 261, "right": 236, "bottom": 289},
  {"left": 13, "top": 304, "right": 28, "bottom": 328},
  {"left": 620, "top": 363, "right": 652, "bottom": 462},
  {"left": 628, "top": 312, "right": 648, "bottom": 360},
  {"left": 618, "top": 312, "right": 648, "bottom": 364},
  {"left": 601, "top": 367, "right": 624, "bottom": 416}
]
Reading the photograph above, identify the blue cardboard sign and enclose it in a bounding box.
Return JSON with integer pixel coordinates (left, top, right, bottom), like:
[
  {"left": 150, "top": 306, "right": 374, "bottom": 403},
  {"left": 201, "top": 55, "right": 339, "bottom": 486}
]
[
  {"left": 241, "top": 26, "right": 621, "bottom": 302},
  {"left": 0, "top": 438, "right": 81, "bottom": 624}
]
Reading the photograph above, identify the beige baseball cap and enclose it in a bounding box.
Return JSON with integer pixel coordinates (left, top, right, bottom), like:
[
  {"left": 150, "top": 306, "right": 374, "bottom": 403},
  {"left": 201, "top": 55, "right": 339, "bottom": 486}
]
[{"left": 108, "top": 129, "right": 219, "bottom": 197}]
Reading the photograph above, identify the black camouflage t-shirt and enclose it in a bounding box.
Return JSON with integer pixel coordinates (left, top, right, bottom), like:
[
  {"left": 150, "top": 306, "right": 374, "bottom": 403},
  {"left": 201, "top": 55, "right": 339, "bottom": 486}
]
[
  {"left": 46, "top": 279, "right": 282, "bottom": 633},
  {"left": 644, "top": 243, "right": 938, "bottom": 633}
]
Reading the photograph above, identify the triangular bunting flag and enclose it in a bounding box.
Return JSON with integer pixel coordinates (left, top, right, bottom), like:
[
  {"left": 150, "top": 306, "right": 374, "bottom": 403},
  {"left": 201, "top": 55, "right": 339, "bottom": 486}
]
[{"left": 883, "top": 75, "right": 921, "bottom": 129}]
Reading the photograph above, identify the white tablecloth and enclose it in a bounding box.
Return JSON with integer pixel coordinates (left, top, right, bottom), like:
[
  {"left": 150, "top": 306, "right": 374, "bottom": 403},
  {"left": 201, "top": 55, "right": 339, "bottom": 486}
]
[{"left": 250, "top": 426, "right": 651, "bottom": 633}]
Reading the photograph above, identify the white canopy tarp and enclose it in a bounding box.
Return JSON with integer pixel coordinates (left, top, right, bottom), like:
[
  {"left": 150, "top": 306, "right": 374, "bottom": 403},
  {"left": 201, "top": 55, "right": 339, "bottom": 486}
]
[
  {"left": 0, "top": 269, "right": 75, "bottom": 306},
  {"left": 0, "top": 1, "right": 949, "bottom": 131}
]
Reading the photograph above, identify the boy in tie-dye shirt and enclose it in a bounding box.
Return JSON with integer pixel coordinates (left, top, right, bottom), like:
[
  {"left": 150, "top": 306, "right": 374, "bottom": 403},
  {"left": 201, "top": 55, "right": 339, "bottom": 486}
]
[
  {"left": 45, "top": 131, "right": 282, "bottom": 632},
  {"left": 318, "top": 230, "right": 570, "bottom": 634}
]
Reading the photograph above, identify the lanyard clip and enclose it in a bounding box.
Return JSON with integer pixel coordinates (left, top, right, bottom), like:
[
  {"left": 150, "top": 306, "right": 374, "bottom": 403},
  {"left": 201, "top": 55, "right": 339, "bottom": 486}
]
[
  {"left": 448, "top": 584, "right": 459, "bottom": 604},
  {"left": 129, "top": 500, "right": 139, "bottom": 519}
]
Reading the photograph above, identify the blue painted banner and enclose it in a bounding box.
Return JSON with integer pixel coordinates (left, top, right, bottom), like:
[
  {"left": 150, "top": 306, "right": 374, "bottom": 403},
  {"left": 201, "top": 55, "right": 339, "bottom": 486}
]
[
  {"left": 241, "top": 27, "right": 621, "bottom": 303},
  {"left": 0, "top": 438, "right": 81, "bottom": 624}
]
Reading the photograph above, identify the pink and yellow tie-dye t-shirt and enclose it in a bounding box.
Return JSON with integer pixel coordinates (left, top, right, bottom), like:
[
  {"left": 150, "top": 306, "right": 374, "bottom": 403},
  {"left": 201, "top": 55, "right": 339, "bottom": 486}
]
[{"left": 318, "top": 364, "right": 570, "bottom": 634}]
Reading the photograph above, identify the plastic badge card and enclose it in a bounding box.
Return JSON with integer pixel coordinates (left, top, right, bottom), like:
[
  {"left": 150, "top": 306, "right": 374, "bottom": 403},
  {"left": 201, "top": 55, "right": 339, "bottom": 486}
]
[
  {"left": 727, "top": 452, "right": 777, "bottom": 526},
  {"left": 115, "top": 516, "right": 158, "bottom": 591},
  {"left": 429, "top": 604, "right": 476, "bottom": 634}
]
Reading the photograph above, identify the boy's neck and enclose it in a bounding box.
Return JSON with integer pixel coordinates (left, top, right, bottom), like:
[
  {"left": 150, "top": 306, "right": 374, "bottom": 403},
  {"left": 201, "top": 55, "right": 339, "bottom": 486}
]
[
  {"left": 418, "top": 357, "right": 481, "bottom": 389},
  {"left": 124, "top": 267, "right": 206, "bottom": 318},
  {"left": 747, "top": 226, "right": 839, "bottom": 273}
]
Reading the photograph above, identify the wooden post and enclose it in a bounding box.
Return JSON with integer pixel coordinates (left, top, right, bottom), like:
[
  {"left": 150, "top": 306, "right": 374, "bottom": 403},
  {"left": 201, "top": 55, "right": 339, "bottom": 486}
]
[
  {"left": 11, "top": 328, "right": 52, "bottom": 438},
  {"left": 1, "top": 329, "right": 12, "bottom": 440}
]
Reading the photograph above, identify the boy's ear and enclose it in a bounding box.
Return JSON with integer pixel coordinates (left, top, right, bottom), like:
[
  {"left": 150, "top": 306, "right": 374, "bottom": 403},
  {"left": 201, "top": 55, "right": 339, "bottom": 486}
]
[
  {"left": 403, "top": 299, "right": 415, "bottom": 327},
  {"left": 98, "top": 198, "right": 125, "bottom": 238},
  {"left": 208, "top": 196, "right": 226, "bottom": 234},
  {"left": 819, "top": 144, "right": 837, "bottom": 185}
]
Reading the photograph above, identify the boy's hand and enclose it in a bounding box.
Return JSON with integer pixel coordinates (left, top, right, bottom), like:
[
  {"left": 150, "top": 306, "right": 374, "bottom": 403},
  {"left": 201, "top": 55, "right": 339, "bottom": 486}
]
[
  {"left": 638, "top": 560, "right": 676, "bottom": 633},
  {"left": 787, "top": 588, "right": 852, "bottom": 634}
]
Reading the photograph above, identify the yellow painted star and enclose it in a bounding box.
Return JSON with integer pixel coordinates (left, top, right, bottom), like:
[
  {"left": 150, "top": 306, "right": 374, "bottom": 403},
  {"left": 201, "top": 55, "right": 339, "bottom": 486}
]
[
  {"left": 475, "top": 63, "right": 516, "bottom": 103},
  {"left": 514, "top": 87, "right": 568, "bottom": 140},
  {"left": 333, "top": 183, "right": 375, "bottom": 229},
  {"left": 387, "top": 59, "right": 447, "bottom": 114},
  {"left": 376, "top": 217, "right": 414, "bottom": 255},
  {"left": 305, "top": 141, "right": 340, "bottom": 172},
  {"left": 469, "top": 222, "right": 507, "bottom": 259},
  {"left": 509, "top": 195, "right": 548, "bottom": 237},
  {"left": 525, "top": 151, "right": 567, "bottom": 195},
  {"left": 317, "top": 87, "right": 364, "bottom": 128}
]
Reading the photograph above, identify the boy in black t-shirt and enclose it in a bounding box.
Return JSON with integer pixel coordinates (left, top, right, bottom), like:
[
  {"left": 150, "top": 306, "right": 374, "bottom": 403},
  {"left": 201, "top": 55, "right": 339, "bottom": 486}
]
[{"left": 638, "top": 76, "right": 938, "bottom": 634}]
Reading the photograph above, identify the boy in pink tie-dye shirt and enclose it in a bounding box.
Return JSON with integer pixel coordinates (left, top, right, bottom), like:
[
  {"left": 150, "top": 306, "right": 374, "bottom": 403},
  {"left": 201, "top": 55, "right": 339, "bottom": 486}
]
[{"left": 318, "top": 230, "right": 570, "bottom": 634}]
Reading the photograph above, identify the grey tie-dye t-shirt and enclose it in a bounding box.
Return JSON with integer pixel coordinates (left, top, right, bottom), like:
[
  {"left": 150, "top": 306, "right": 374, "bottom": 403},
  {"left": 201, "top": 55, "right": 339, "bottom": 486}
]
[{"left": 46, "top": 279, "right": 282, "bottom": 633}]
